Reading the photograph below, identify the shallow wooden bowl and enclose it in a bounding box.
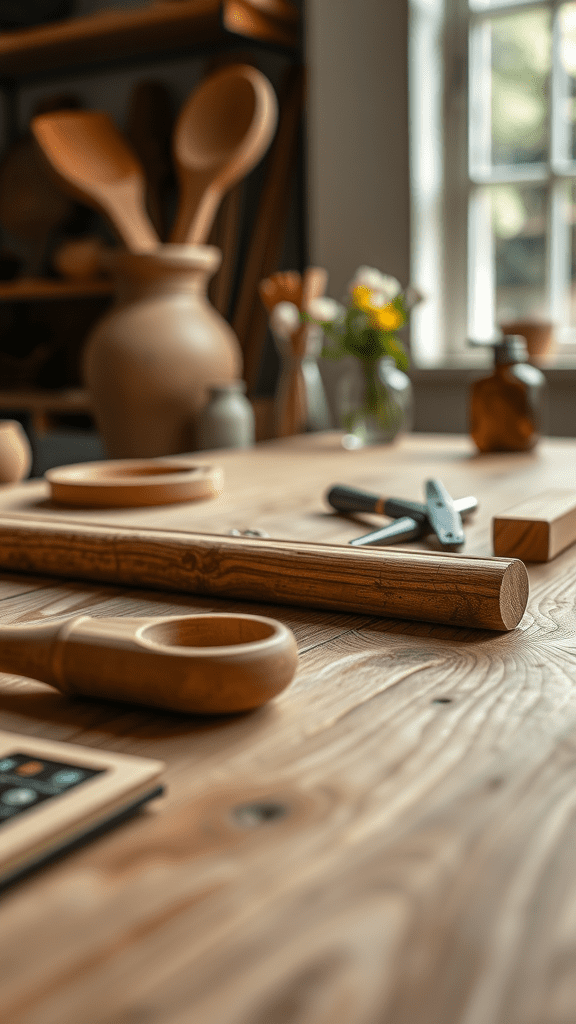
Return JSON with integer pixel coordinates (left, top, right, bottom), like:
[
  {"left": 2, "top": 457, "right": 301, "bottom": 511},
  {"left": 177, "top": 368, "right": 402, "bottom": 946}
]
[{"left": 45, "top": 458, "right": 223, "bottom": 507}]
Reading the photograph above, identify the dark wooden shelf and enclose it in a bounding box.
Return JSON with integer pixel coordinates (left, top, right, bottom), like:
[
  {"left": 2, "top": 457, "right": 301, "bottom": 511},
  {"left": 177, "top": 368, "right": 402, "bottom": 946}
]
[
  {"left": 0, "top": 278, "right": 113, "bottom": 301},
  {"left": 0, "top": 387, "right": 92, "bottom": 412},
  {"left": 0, "top": 1, "right": 300, "bottom": 80}
]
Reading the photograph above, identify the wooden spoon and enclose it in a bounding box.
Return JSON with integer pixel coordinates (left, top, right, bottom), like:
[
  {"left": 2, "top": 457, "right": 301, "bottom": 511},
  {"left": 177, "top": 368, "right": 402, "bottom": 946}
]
[
  {"left": 0, "top": 611, "right": 298, "bottom": 714},
  {"left": 30, "top": 110, "right": 159, "bottom": 252},
  {"left": 170, "top": 63, "right": 278, "bottom": 244}
]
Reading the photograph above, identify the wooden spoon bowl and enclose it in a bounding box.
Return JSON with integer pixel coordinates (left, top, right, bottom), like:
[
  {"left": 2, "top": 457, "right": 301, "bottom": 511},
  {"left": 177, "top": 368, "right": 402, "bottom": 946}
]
[
  {"left": 31, "top": 109, "right": 159, "bottom": 252},
  {"left": 171, "top": 63, "right": 278, "bottom": 244}
]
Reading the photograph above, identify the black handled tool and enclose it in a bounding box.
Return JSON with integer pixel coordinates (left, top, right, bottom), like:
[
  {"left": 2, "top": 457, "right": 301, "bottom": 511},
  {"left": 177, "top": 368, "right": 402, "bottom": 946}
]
[
  {"left": 327, "top": 485, "right": 431, "bottom": 523},
  {"left": 326, "top": 482, "right": 476, "bottom": 549}
]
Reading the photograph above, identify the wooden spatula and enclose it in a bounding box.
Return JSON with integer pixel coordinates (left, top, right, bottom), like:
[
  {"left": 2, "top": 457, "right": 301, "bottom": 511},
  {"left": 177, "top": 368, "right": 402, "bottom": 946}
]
[
  {"left": 31, "top": 109, "right": 160, "bottom": 252},
  {"left": 170, "top": 63, "right": 278, "bottom": 244}
]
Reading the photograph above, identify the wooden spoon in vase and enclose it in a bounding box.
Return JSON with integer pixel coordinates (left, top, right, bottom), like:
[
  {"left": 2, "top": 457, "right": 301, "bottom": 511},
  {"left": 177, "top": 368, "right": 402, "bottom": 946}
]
[
  {"left": 170, "top": 63, "right": 278, "bottom": 245},
  {"left": 31, "top": 109, "right": 160, "bottom": 252}
]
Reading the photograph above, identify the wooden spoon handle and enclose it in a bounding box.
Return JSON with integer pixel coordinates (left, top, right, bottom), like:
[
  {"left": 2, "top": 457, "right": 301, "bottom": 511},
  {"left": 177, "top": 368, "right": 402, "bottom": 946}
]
[
  {"left": 100, "top": 186, "right": 159, "bottom": 252},
  {"left": 169, "top": 170, "right": 217, "bottom": 245},
  {"left": 0, "top": 514, "right": 529, "bottom": 631},
  {"left": 0, "top": 612, "right": 298, "bottom": 714}
]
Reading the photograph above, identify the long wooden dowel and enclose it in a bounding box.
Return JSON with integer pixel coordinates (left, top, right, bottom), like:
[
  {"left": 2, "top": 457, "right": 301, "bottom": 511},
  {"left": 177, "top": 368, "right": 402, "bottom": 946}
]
[{"left": 0, "top": 513, "right": 528, "bottom": 631}]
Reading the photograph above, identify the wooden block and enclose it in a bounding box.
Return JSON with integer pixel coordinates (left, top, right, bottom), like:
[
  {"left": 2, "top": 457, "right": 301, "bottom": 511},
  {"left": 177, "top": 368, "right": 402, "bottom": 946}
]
[{"left": 493, "top": 489, "right": 576, "bottom": 561}]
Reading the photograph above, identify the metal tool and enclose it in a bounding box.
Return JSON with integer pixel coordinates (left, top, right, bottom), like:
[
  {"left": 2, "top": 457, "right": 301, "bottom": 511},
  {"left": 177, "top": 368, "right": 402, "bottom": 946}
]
[
  {"left": 424, "top": 478, "right": 466, "bottom": 548},
  {"left": 327, "top": 481, "right": 476, "bottom": 549}
]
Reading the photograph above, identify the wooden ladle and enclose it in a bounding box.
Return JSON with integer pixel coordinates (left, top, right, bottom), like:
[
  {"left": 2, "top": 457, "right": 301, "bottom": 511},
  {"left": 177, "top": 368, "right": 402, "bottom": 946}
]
[
  {"left": 170, "top": 63, "right": 278, "bottom": 244},
  {"left": 0, "top": 612, "right": 298, "bottom": 714},
  {"left": 30, "top": 110, "right": 160, "bottom": 252}
]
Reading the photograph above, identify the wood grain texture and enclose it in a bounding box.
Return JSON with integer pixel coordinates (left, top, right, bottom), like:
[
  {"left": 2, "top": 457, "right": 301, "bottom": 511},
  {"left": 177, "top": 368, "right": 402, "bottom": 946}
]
[
  {"left": 493, "top": 488, "right": 576, "bottom": 561},
  {"left": 0, "top": 513, "right": 527, "bottom": 631},
  {"left": 0, "top": 434, "right": 576, "bottom": 1023}
]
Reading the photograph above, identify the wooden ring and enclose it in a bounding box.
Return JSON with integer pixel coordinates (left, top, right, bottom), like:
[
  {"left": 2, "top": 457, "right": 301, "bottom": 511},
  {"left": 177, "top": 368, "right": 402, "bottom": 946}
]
[{"left": 45, "top": 458, "right": 223, "bottom": 507}]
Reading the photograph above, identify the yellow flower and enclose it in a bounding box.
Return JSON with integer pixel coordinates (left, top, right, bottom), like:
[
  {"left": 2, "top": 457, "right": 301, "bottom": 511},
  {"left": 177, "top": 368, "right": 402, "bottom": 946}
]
[
  {"left": 370, "top": 304, "right": 404, "bottom": 331},
  {"left": 351, "top": 284, "right": 374, "bottom": 313},
  {"left": 352, "top": 285, "right": 404, "bottom": 331}
]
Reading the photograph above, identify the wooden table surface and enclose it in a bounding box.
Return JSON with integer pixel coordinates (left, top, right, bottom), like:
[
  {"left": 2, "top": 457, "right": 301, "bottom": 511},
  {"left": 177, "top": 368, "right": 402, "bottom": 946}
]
[{"left": 1, "top": 432, "right": 576, "bottom": 1024}]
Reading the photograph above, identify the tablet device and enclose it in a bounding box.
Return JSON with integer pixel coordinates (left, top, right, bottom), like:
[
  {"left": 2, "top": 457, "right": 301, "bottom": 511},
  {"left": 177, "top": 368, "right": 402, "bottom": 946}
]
[{"left": 0, "top": 730, "right": 164, "bottom": 890}]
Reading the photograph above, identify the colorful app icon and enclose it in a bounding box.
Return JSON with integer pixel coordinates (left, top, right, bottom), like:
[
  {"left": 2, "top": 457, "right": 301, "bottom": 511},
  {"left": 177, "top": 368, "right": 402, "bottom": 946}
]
[
  {"left": 16, "top": 761, "right": 44, "bottom": 777},
  {"left": 51, "top": 769, "right": 86, "bottom": 787},
  {"left": 1, "top": 788, "right": 38, "bottom": 806}
]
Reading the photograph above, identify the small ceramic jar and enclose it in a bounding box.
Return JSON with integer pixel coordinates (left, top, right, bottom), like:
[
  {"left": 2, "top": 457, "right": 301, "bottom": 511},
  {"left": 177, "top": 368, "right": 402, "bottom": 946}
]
[{"left": 196, "top": 381, "right": 255, "bottom": 450}]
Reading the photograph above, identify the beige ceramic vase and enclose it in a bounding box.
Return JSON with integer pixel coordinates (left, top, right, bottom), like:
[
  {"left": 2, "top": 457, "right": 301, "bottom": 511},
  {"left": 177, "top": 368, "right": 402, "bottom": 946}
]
[
  {"left": 82, "top": 245, "right": 243, "bottom": 458},
  {"left": 0, "top": 420, "right": 32, "bottom": 484}
]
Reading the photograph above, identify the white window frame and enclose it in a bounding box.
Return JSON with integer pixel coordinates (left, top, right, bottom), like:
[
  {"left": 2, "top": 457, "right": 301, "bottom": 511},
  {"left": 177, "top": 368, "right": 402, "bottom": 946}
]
[{"left": 410, "top": 0, "right": 576, "bottom": 365}]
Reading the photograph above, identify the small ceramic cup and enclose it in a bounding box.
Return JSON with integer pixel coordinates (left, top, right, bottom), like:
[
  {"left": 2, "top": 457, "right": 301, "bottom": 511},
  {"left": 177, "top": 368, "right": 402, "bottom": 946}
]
[{"left": 0, "top": 420, "right": 32, "bottom": 484}]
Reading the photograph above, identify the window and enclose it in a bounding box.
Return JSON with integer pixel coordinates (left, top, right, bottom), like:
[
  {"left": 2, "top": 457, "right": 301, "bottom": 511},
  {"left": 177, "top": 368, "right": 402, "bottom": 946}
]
[{"left": 410, "top": 0, "right": 576, "bottom": 363}]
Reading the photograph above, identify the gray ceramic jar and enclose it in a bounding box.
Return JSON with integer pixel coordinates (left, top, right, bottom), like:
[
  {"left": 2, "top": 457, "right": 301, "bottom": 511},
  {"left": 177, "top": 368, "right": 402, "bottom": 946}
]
[{"left": 196, "top": 381, "right": 255, "bottom": 450}]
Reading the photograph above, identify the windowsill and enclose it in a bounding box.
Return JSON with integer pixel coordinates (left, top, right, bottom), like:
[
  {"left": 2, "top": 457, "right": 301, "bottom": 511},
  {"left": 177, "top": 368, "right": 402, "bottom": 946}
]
[
  {"left": 408, "top": 353, "right": 575, "bottom": 436},
  {"left": 410, "top": 353, "right": 576, "bottom": 382}
]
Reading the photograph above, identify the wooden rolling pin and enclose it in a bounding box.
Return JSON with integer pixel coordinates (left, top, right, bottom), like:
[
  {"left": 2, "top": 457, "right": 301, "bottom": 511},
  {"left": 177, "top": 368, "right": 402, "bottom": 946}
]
[
  {"left": 0, "top": 514, "right": 528, "bottom": 631},
  {"left": 0, "top": 612, "right": 298, "bottom": 714}
]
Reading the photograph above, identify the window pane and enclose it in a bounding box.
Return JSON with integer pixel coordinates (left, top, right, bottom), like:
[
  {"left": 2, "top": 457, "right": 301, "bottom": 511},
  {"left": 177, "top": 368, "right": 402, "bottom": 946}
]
[
  {"left": 559, "top": 3, "right": 576, "bottom": 163},
  {"left": 470, "top": 183, "right": 549, "bottom": 336},
  {"left": 490, "top": 8, "right": 551, "bottom": 167},
  {"left": 493, "top": 183, "right": 548, "bottom": 323},
  {"left": 569, "top": 180, "right": 576, "bottom": 329}
]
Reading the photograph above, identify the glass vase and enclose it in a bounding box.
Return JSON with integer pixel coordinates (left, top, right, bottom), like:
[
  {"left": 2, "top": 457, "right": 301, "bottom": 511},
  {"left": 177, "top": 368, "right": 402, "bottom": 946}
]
[{"left": 335, "top": 356, "right": 412, "bottom": 448}]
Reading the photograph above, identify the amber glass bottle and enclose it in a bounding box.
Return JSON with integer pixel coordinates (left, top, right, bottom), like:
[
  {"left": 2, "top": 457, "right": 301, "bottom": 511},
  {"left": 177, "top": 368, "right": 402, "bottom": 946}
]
[{"left": 470, "top": 336, "right": 546, "bottom": 453}]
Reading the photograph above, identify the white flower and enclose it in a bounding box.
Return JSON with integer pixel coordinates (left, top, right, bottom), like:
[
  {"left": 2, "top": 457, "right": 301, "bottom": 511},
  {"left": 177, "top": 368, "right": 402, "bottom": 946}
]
[
  {"left": 306, "top": 296, "right": 345, "bottom": 323},
  {"left": 269, "top": 300, "right": 301, "bottom": 339},
  {"left": 348, "top": 266, "right": 402, "bottom": 303},
  {"left": 365, "top": 289, "right": 387, "bottom": 309}
]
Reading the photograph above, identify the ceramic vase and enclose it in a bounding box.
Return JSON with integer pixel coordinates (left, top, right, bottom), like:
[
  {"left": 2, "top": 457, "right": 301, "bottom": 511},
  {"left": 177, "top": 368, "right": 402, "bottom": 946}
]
[
  {"left": 83, "top": 245, "right": 243, "bottom": 458},
  {"left": 335, "top": 356, "right": 413, "bottom": 448}
]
